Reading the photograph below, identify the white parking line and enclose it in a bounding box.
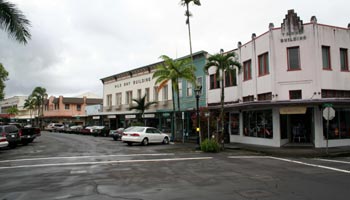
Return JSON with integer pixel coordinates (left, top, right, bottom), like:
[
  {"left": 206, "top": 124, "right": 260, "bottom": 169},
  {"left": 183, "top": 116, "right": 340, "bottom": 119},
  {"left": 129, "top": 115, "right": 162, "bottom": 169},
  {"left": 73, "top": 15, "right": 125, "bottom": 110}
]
[
  {"left": 314, "top": 158, "right": 350, "bottom": 164},
  {"left": 228, "top": 156, "right": 350, "bottom": 174},
  {"left": 0, "top": 157, "right": 213, "bottom": 170},
  {"left": 0, "top": 153, "right": 175, "bottom": 163}
]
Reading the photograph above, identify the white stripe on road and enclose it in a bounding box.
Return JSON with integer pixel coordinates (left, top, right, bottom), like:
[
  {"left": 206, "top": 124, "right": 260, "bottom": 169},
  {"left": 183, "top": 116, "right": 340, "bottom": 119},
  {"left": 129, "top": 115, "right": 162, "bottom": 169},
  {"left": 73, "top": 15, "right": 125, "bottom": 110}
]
[
  {"left": 314, "top": 158, "right": 350, "bottom": 165},
  {"left": 0, "top": 153, "right": 175, "bottom": 163},
  {"left": 228, "top": 156, "right": 350, "bottom": 174},
  {"left": 0, "top": 157, "right": 213, "bottom": 170}
]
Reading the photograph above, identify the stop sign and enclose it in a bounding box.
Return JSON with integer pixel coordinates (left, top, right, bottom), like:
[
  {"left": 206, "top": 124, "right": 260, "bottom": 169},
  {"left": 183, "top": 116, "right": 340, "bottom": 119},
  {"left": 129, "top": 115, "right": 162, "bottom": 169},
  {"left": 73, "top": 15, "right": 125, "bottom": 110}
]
[{"left": 323, "top": 107, "right": 335, "bottom": 120}]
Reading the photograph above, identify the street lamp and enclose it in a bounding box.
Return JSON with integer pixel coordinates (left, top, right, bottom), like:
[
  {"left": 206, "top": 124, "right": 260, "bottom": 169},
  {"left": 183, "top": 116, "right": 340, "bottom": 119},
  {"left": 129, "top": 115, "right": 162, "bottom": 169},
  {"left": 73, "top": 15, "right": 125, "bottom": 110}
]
[{"left": 194, "top": 84, "right": 202, "bottom": 145}]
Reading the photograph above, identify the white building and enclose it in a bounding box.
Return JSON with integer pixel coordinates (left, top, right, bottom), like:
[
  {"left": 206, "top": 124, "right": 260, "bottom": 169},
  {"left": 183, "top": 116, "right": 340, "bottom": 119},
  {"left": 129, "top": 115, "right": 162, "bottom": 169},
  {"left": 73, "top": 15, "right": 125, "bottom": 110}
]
[
  {"left": 207, "top": 10, "right": 350, "bottom": 147},
  {"left": 0, "top": 96, "right": 35, "bottom": 122}
]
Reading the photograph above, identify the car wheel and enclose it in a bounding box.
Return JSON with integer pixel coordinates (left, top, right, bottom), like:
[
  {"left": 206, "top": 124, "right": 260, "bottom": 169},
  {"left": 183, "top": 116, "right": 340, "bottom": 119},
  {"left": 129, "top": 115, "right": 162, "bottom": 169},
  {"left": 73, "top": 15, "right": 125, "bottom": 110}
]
[
  {"left": 8, "top": 142, "right": 17, "bottom": 148},
  {"left": 142, "top": 138, "right": 149, "bottom": 146},
  {"left": 162, "top": 137, "right": 169, "bottom": 144},
  {"left": 113, "top": 136, "right": 118, "bottom": 141},
  {"left": 127, "top": 142, "right": 132, "bottom": 146}
]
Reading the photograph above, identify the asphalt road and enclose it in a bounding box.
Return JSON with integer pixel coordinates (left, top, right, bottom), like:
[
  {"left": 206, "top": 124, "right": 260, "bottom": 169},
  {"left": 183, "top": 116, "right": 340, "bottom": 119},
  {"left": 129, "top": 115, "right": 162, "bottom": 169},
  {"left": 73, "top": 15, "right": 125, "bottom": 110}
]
[{"left": 0, "top": 132, "right": 350, "bottom": 200}]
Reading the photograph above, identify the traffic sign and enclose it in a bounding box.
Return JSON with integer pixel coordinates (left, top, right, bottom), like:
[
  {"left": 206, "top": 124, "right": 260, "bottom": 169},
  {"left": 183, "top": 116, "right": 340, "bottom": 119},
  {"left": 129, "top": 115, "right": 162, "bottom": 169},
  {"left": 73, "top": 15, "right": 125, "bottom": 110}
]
[{"left": 323, "top": 107, "right": 335, "bottom": 120}]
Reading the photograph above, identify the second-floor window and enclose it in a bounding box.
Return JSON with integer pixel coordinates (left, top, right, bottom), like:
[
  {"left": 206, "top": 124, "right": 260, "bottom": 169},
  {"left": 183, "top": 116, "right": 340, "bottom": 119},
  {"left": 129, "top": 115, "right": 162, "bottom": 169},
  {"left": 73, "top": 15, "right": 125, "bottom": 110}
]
[
  {"left": 258, "top": 52, "right": 269, "bottom": 76},
  {"left": 243, "top": 60, "right": 252, "bottom": 80},
  {"left": 137, "top": 89, "right": 142, "bottom": 99},
  {"left": 163, "top": 85, "right": 168, "bottom": 101},
  {"left": 225, "top": 69, "right": 237, "bottom": 87},
  {"left": 115, "top": 93, "right": 122, "bottom": 106},
  {"left": 178, "top": 81, "right": 182, "bottom": 97},
  {"left": 187, "top": 81, "right": 193, "bottom": 96},
  {"left": 289, "top": 90, "right": 302, "bottom": 99},
  {"left": 210, "top": 74, "right": 220, "bottom": 89},
  {"left": 258, "top": 92, "right": 272, "bottom": 101},
  {"left": 107, "top": 94, "right": 112, "bottom": 107},
  {"left": 126, "top": 91, "right": 132, "bottom": 104},
  {"left": 153, "top": 86, "right": 159, "bottom": 102},
  {"left": 65, "top": 104, "right": 70, "bottom": 110},
  {"left": 287, "top": 46, "right": 300, "bottom": 70},
  {"left": 54, "top": 104, "right": 59, "bottom": 110},
  {"left": 340, "top": 48, "right": 349, "bottom": 71},
  {"left": 145, "top": 88, "right": 150, "bottom": 102},
  {"left": 77, "top": 104, "right": 81, "bottom": 111},
  {"left": 322, "top": 46, "right": 331, "bottom": 70}
]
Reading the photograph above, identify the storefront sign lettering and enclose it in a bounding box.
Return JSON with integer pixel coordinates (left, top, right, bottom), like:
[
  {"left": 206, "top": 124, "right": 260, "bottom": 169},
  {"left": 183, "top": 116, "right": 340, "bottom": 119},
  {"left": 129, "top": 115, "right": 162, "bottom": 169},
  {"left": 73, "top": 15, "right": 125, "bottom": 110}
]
[
  {"left": 114, "top": 77, "right": 152, "bottom": 88},
  {"left": 280, "top": 35, "right": 306, "bottom": 43}
]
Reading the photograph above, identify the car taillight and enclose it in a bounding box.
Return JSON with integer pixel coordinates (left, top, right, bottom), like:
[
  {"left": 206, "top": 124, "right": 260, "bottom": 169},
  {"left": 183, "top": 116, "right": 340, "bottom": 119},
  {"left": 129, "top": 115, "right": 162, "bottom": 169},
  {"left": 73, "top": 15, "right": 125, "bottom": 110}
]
[
  {"left": 19, "top": 130, "right": 22, "bottom": 137},
  {"left": 0, "top": 137, "right": 6, "bottom": 142},
  {"left": 123, "top": 133, "right": 127, "bottom": 136},
  {"left": 130, "top": 133, "right": 140, "bottom": 137}
]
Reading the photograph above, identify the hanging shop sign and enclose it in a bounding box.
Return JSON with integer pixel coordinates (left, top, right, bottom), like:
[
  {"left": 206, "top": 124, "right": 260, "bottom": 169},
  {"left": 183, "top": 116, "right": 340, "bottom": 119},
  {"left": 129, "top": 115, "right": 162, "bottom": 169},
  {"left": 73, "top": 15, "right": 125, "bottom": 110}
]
[
  {"left": 125, "top": 115, "right": 136, "bottom": 119},
  {"left": 107, "top": 115, "right": 116, "bottom": 119}
]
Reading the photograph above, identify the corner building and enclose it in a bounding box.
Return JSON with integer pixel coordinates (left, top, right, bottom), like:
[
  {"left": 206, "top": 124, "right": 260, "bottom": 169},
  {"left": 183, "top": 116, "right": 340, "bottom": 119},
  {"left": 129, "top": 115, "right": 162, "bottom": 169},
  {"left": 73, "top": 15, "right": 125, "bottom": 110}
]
[{"left": 207, "top": 10, "right": 350, "bottom": 147}]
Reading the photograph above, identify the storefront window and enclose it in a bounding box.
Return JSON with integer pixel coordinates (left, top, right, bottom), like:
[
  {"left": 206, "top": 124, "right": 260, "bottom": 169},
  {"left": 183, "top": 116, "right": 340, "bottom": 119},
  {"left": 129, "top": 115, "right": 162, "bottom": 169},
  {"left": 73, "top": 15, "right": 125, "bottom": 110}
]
[
  {"left": 323, "top": 108, "right": 350, "bottom": 139},
  {"left": 230, "top": 113, "right": 239, "bottom": 135},
  {"left": 243, "top": 110, "right": 273, "bottom": 139}
]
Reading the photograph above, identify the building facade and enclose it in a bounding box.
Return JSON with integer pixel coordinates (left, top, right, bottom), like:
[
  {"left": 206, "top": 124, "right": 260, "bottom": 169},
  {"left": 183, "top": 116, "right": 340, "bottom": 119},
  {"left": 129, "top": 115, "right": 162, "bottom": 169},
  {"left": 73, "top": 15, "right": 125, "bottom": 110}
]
[
  {"left": 100, "top": 51, "right": 208, "bottom": 140},
  {"left": 0, "top": 96, "right": 34, "bottom": 123},
  {"left": 207, "top": 10, "right": 350, "bottom": 147}
]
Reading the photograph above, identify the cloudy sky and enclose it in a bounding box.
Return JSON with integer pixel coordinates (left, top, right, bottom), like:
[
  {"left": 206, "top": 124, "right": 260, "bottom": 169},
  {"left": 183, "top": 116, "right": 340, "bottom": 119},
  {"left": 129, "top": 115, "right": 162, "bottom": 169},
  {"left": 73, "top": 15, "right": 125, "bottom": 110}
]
[{"left": 0, "top": 0, "right": 349, "bottom": 98}]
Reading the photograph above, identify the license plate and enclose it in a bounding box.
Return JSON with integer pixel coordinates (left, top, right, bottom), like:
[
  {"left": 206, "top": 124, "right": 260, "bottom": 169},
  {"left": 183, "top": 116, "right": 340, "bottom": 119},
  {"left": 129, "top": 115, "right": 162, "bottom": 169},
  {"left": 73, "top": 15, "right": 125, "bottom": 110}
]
[
  {"left": 27, "top": 135, "right": 31, "bottom": 138},
  {"left": 11, "top": 135, "right": 15, "bottom": 138}
]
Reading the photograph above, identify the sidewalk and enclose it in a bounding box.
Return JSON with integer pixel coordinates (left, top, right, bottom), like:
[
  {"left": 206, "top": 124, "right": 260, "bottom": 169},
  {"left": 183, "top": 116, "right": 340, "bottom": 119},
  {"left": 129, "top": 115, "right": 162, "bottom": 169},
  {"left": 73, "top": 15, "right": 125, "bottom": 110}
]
[{"left": 224, "top": 143, "right": 350, "bottom": 158}]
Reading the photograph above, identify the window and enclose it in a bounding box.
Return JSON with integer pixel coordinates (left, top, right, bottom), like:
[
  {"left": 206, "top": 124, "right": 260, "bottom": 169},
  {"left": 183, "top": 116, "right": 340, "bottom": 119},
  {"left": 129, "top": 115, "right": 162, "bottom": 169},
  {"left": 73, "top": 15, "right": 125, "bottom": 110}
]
[
  {"left": 77, "top": 104, "right": 81, "bottom": 111},
  {"left": 322, "top": 89, "right": 350, "bottom": 98},
  {"left": 243, "top": 110, "right": 273, "bottom": 138},
  {"left": 153, "top": 86, "right": 159, "bottom": 102},
  {"left": 106, "top": 94, "right": 112, "bottom": 107},
  {"left": 322, "top": 46, "right": 331, "bottom": 70},
  {"left": 257, "top": 92, "right": 272, "bottom": 101},
  {"left": 287, "top": 46, "right": 300, "bottom": 70},
  {"left": 209, "top": 74, "right": 220, "bottom": 89},
  {"left": 126, "top": 91, "right": 132, "bottom": 104},
  {"left": 115, "top": 93, "right": 122, "bottom": 106},
  {"left": 258, "top": 52, "right": 269, "bottom": 76},
  {"left": 230, "top": 113, "right": 239, "bottom": 135},
  {"left": 340, "top": 48, "right": 349, "bottom": 71},
  {"left": 243, "top": 60, "right": 252, "bottom": 80},
  {"left": 163, "top": 85, "right": 168, "bottom": 100},
  {"left": 54, "top": 104, "right": 59, "bottom": 110},
  {"left": 225, "top": 69, "right": 237, "bottom": 87},
  {"left": 289, "top": 90, "right": 302, "bottom": 99},
  {"left": 187, "top": 81, "right": 193, "bottom": 96},
  {"left": 65, "top": 104, "right": 70, "bottom": 110},
  {"left": 178, "top": 81, "right": 183, "bottom": 97},
  {"left": 137, "top": 89, "right": 142, "bottom": 99},
  {"left": 323, "top": 108, "right": 350, "bottom": 139},
  {"left": 145, "top": 88, "right": 150, "bottom": 102},
  {"left": 243, "top": 95, "right": 254, "bottom": 102}
]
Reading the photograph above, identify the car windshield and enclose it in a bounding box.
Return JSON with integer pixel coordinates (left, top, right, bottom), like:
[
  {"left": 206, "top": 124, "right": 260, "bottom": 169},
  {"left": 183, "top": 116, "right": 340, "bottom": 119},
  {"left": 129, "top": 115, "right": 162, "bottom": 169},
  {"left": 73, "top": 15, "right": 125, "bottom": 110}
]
[{"left": 124, "top": 127, "right": 145, "bottom": 132}]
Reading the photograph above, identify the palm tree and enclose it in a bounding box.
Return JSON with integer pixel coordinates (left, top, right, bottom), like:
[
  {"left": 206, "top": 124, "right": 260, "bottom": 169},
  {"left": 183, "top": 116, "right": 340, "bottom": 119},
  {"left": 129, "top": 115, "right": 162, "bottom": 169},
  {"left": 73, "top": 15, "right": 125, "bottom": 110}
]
[
  {"left": 180, "top": 0, "right": 201, "bottom": 60},
  {"left": 24, "top": 95, "right": 36, "bottom": 123},
  {"left": 129, "top": 94, "right": 157, "bottom": 124},
  {"left": 0, "top": 63, "right": 9, "bottom": 100},
  {"left": 0, "top": 0, "right": 31, "bottom": 44},
  {"left": 204, "top": 50, "right": 241, "bottom": 141},
  {"left": 7, "top": 106, "right": 18, "bottom": 116},
  {"left": 31, "top": 87, "right": 47, "bottom": 127},
  {"left": 153, "top": 55, "right": 196, "bottom": 140}
]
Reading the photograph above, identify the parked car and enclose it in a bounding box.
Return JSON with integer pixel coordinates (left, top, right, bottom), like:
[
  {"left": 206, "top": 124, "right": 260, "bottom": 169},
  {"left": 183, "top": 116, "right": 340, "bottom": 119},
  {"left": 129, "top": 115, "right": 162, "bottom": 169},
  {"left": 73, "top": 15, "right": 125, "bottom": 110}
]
[
  {"left": 45, "top": 123, "right": 65, "bottom": 132},
  {"left": 79, "top": 126, "right": 94, "bottom": 135},
  {"left": 110, "top": 128, "right": 124, "bottom": 141},
  {"left": 91, "top": 126, "right": 110, "bottom": 137},
  {"left": 0, "top": 125, "right": 21, "bottom": 148},
  {"left": 122, "top": 126, "right": 170, "bottom": 146},
  {"left": 0, "top": 135, "right": 8, "bottom": 148},
  {"left": 66, "top": 125, "right": 83, "bottom": 134},
  {"left": 9, "top": 123, "right": 41, "bottom": 145}
]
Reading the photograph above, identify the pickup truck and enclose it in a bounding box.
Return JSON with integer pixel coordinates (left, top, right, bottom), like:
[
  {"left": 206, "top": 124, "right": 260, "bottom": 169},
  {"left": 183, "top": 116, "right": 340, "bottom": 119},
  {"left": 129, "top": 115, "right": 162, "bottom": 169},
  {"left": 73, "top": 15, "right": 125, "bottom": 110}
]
[{"left": 9, "top": 123, "right": 41, "bottom": 145}]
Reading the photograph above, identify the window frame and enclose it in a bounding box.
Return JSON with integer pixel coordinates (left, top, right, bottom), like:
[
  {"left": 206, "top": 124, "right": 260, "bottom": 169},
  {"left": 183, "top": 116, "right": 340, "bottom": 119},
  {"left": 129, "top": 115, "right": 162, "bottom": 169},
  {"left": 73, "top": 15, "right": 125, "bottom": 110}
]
[
  {"left": 340, "top": 48, "right": 349, "bottom": 72},
  {"left": 243, "top": 60, "right": 252, "bottom": 81},
  {"left": 115, "top": 92, "right": 122, "bottom": 106},
  {"left": 209, "top": 74, "right": 220, "bottom": 89},
  {"left": 225, "top": 69, "right": 237, "bottom": 87},
  {"left": 322, "top": 45, "right": 332, "bottom": 70},
  {"left": 289, "top": 90, "right": 302, "bottom": 100},
  {"left": 65, "top": 104, "right": 70, "bottom": 110},
  {"left": 258, "top": 52, "right": 269, "bottom": 76},
  {"left": 186, "top": 81, "right": 193, "bottom": 97},
  {"left": 77, "top": 104, "right": 81, "bottom": 111},
  {"left": 287, "top": 46, "right": 301, "bottom": 71}
]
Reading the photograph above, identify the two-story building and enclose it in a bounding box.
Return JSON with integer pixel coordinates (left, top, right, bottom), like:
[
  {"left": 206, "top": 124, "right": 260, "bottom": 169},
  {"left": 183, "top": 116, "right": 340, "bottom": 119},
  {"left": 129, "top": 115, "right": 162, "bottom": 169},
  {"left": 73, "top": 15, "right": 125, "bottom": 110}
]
[
  {"left": 207, "top": 10, "right": 350, "bottom": 147},
  {"left": 0, "top": 96, "right": 34, "bottom": 123},
  {"left": 100, "top": 51, "right": 208, "bottom": 141}
]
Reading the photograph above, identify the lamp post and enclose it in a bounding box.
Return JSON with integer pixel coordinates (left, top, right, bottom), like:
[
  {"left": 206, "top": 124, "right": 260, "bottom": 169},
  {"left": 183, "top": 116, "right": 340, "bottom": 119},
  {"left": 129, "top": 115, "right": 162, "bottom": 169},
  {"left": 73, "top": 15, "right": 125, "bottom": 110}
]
[{"left": 194, "top": 84, "right": 202, "bottom": 145}]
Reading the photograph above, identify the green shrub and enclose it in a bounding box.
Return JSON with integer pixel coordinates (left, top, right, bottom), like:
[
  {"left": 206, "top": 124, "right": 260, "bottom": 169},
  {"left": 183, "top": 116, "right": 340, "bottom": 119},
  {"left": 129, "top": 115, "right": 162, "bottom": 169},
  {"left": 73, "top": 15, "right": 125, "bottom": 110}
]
[{"left": 200, "top": 139, "right": 220, "bottom": 153}]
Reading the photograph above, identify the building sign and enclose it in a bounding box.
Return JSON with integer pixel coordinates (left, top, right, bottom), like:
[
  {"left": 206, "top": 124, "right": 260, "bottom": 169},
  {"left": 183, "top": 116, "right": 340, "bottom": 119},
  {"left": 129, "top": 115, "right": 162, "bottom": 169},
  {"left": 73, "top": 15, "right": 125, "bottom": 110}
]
[
  {"left": 280, "top": 35, "right": 306, "bottom": 43},
  {"left": 115, "top": 76, "right": 152, "bottom": 88},
  {"left": 107, "top": 115, "right": 116, "bottom": 119},
  {"left": 142, "top": 114, "right": 155, "bottom": 118},
  {"left": 279, "top": 107, "right": 307, "bottom": 114},
  {"left": 125, "top": 115, "right": 136, "bottom": 119},
  {"left": 92, "top": 116, "right": 100, "bottom": 119},
  {"left": 280, "top": 10, "right": 306, "bottom": 43}
]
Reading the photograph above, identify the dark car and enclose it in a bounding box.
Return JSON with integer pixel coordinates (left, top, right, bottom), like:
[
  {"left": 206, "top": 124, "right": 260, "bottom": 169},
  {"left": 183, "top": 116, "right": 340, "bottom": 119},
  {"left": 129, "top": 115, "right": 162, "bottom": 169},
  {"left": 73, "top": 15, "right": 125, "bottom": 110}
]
[
  {"left": 0, "top": 125, "right": 21, "bottom": 148},
  {"left": 91, "top": 126, "right": 110, "bottom": 137},
  {"left": 110, "top": 128, "right": 124, "bottom": 141}
]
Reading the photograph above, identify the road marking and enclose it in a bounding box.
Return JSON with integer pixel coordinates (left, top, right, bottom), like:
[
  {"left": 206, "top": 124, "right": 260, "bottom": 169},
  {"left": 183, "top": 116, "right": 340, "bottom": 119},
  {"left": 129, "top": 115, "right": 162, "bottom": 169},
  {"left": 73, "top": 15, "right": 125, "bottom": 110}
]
[
  {"left": 0, "top": 157, "right": 213, "bottom": 170},
  {"left": 228, "top": 156, "right": 350, "bottom": 174},
  {"left": 314, "top": 158, "right": 350, "bottom": 164},
  {"left": 0, "top": 153, "right": 175, "bottom": 163}
]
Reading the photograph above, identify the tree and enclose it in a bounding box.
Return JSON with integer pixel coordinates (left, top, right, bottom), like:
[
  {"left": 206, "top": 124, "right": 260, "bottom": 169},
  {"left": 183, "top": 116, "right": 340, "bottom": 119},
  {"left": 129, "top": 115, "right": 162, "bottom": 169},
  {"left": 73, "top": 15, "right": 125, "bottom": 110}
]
[
  {"left": 31, "top": 87, "right": 47, "bottom": 127},
  {"left": 24, "top": 95, "right": 37, "bottom": 123},
  {"left": 129, "top": 94, "right": 157, "bottom": 124},
  {"left": 180, "top": 0, "right": 201, "bottom": 60},
  {"left": 0, "top": 0, "right": 31, "bottom": 44},
  {"left": 204, "top": 50, "right": 241, "bottom": 142},
  {"left": 153, "top": 55, "right": 196, "bottom": 140},
  {"left": 7, "top": 106, "right": 18, "bottom": 116},
  {"left": 0, "top": 63, "right": 8, "bottom": 100}
]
